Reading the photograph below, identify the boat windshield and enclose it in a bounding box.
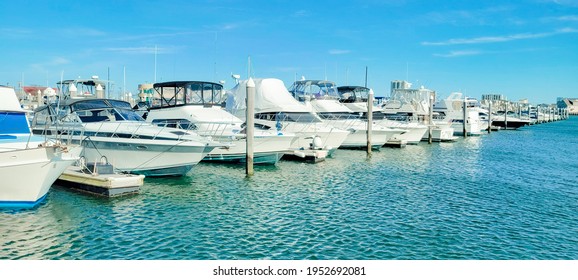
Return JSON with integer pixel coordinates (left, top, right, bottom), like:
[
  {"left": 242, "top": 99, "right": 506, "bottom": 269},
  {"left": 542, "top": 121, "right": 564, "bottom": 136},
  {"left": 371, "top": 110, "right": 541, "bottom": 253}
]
[
  {"left": 71, "top": 99, "right": 145, "bottom": 122},
  {"left": 337, "top": 86, "right": 369, "bottom": 103},
  {"left": 289, "top": 80, "right": 340, "bottom": 101}
]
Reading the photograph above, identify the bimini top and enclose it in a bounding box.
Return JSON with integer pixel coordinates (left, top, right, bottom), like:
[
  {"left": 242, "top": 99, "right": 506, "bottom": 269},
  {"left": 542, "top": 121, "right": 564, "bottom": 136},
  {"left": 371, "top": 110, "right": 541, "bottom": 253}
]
[
  {"left": 56, "top": 77, "right": 111, "bottom": 100},
  {"left": 151, "top": 81, "right": 225, "bottom": 108}
]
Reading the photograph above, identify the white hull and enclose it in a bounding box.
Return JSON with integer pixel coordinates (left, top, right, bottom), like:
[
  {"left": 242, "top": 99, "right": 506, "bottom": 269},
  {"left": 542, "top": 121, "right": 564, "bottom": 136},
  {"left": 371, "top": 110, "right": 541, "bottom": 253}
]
[
  {"left": 144, "top": 104, "right": 297, "bottom": 165},
  {"left": 0, "top": 144, "right": 81, "bottom": 207},
  {"left": 205, "top": 134, "right": 295, "bottom": 164},
  {"left": 257, "top": 120, "right": 350, "bottom": 155},
  {"left": 422, "top": 125, "right": 458, "bottom": 142},
  {"left": 376, "top": 120, "right": 428, "bottom": 144},
  {"left": 79, "top": 136, "right": 211, "bottom": 176},
  {"left": 322, "top": 119, "right": 405, "bottom": 148}
]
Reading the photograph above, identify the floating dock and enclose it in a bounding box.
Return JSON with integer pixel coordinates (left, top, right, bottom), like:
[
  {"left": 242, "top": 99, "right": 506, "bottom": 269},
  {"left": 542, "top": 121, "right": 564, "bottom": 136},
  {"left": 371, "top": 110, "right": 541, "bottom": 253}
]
[
  {"left": 284, "top": 149, "right": 328, "bottom": 163},
  {"left": 384, "top": 139, "right": 407, "bottom": 148},
  {"left": 56, "top": 163, "right": 144, "bottom": 197}
]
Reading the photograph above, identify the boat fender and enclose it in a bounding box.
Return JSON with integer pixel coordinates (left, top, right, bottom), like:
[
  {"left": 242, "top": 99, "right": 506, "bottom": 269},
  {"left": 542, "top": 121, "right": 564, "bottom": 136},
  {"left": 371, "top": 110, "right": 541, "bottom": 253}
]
[{"left": 311, "top": 136, "right": 323, "bottom": 150}]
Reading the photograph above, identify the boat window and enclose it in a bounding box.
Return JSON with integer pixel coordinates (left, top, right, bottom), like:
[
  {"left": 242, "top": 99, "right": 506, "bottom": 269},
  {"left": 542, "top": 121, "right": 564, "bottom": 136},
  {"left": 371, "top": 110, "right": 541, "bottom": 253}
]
[
  {"left": 114, "top": 107, "right": 145, "bottom": 121},
  {"left": 184, "top": 83, "right": 224, "bottom": 105},
  {"left": 255, "top": 112, "right": 321, "bottom": 123},
  {"left": 317, "top": 112, "right": 358, "bottom": 120},
  {"left": 357, "top": 111, "right": 385, "bottom": 120},
  {"left": 71, "top": 100, "right": 109, "bottom": 111},
  {"left": 186, "top": 83, "right": 203, "bottom": 104},
  {"left": 0, "top": 112, "right": 30, "bottom": 134},
  {"left": 75, "top": 108, "right": 118, "bottom": 123},
  {"left": 108, "top": 100, "right": 133, "bottom": 110},
  {"left": 290, "top": 81, "right": 340, "bottom": 101},
  {"left": 151, "top": 119, "right": 197, "bottom": 130},
  {"left": 31, "top": 106, "right": 53, "bottom": 127}
]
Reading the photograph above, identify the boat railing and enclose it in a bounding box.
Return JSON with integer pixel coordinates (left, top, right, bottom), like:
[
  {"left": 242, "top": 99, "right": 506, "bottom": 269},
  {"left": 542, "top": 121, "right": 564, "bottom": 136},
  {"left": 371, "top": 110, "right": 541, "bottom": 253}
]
[
  {"left": 195, "top": 122, "right": 237, "bottom": 139},
  {"left": 319, "top": 114, "right": 361, "bottom": 131},
  {"left": 33, "top": 112, "right": 86, "bottom": 146}
]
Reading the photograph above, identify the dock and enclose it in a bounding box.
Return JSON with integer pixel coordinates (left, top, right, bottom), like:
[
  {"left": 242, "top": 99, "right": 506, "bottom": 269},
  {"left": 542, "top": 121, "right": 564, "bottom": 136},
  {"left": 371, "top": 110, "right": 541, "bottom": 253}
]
[
  {"left": 283, "top": 149, "right": 328, "bottom": 163},
  {"left": 384, "top": 139, "right": 407, "bottom": 148},
  {"left": 55, "top": 163, "right": 144, "bottom": 197}
]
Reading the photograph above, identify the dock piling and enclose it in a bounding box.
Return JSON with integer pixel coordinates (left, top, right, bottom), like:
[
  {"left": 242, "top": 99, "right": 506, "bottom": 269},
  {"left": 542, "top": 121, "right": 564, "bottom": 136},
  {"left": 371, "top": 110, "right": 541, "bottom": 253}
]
[{"left": 245, "top": 77, "right": 255, "bottom": 176}]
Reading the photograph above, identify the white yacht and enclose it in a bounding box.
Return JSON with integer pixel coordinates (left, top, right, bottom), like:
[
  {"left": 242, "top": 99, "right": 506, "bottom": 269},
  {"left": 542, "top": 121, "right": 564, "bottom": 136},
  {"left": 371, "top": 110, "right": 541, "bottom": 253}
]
[
  {"left": 337, "top": 85, "right": 427, "bottom": 145},
  {"left": 382, "top": 81, "right": 457, "bottom": 142},
  {"left": 433, "top": 92, "right": 483, "bottom": 136},
  {"left": 225, "top": 78, "right": 350, "bottom": 156},
  {"left": 1, "top": 85, "right": 81, "bottom": 208},
  {"left": 288, "top": 80, "right": 404, "bottom": 149},
  {"left": 141, "top": 81, "right": 297, "bottom": 165},
  {"left": 31, "top": 78, "right": 223, "bottom": 177}
]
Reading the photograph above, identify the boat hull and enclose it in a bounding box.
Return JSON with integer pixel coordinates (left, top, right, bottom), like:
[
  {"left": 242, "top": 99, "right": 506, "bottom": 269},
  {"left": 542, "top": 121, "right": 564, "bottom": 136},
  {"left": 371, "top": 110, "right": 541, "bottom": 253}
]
[
  {"left": 203, "top": 134, "right": 294, "bottom": 165},
  {"left": 0, "top": 145, "right": 80, "bottom": 208},
  {"left": 79, "top": 137, "right": 213, "bottom": 176}
]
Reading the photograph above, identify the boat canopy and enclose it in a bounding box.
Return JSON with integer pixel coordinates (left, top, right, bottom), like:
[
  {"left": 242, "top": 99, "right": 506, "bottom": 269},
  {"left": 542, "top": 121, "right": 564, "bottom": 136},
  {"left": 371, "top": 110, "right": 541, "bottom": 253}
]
[
  {"left": 288, "top": 80, "right": 340, "bottom": 101},
  {"left": 226, "top": 78, "right": 314, "bottom": 114},
  {"left": 33, "top": 99, "right": 145, "bottom": 125},
  {"left": 151, "top": 81, "right": 225, "bottom": 108},
  {"left": 56, "top": 78, "right": 110, "bottom": 99}
]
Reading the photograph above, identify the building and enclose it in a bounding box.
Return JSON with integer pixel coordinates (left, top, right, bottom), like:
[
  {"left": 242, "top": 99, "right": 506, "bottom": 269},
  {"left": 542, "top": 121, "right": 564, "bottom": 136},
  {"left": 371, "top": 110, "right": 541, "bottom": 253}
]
[
  {"left": 557, "top": 98, "right": 578, "bottom": 115},
  {"left": 481, "top": 94, "right": 507, "bottom": 101}
]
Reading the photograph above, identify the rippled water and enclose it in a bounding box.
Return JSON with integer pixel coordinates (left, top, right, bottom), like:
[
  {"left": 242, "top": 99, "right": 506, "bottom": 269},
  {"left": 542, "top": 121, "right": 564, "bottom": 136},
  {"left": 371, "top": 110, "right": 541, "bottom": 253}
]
[{"left": 2, "top": 117, "right": 577, "bottom": 260}]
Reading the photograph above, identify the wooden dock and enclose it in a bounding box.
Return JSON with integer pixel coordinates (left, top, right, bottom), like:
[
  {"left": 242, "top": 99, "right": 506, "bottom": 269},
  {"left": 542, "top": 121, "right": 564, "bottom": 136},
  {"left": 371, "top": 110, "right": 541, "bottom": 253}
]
[{"left": 56, "top": 163, "right": 144, "bottom": 197}]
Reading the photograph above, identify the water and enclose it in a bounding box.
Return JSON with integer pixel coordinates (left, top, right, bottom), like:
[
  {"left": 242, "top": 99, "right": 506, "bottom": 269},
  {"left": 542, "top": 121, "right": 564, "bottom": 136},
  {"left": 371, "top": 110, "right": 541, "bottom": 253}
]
[{"left": 2, "top": 118, "right": 577, "bottom": 260}]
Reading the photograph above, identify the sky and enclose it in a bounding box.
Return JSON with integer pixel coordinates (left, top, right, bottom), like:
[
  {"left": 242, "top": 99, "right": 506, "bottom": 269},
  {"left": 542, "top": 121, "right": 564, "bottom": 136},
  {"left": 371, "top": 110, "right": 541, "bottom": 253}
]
[{"left": 1, "top": 0, "right": 577, "bottom": 104}]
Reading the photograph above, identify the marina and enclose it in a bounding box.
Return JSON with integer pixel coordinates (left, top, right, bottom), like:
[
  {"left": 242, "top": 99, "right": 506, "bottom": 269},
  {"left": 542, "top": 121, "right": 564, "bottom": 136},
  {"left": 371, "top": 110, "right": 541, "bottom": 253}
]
[
  {"left": 2, "top": 3, "right": 578, "bottom": 279},
  {"left": 1, "top": 110, "right": 576, "bottom": 259}
]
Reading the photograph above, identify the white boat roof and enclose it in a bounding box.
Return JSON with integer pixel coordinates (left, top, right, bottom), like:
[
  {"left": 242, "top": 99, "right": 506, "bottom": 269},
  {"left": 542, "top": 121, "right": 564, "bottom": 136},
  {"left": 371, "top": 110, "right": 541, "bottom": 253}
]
[
  {"left": 226, "top": 78, "right": 314, "bottom": 113},
  {"left": 0, "top": 86, "right": 25, "bottom": 112}
]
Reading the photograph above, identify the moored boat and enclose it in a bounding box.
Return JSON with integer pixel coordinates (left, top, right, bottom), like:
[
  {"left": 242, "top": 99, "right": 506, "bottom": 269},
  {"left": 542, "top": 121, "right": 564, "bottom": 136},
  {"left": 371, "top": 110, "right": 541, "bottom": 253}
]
[
  {"left": 30, "top": 78, "right": 223, "bottom": 177},
  {"left": 0, "top": 85, "right": 81, "bottom": 208}
]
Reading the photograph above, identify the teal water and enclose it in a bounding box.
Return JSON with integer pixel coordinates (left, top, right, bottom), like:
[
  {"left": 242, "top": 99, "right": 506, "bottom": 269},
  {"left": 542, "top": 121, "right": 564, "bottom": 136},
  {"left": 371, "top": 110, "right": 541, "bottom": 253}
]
[{"left": 1, "top": 117, "right": 577, "bottom": 260}]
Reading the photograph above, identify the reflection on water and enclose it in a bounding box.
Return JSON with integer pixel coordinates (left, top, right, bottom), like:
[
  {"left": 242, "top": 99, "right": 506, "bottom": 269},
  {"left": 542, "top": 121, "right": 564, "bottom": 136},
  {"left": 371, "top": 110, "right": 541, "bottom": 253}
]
[{"left": 1, "top": 118, "right": 578, "bottom": 259}]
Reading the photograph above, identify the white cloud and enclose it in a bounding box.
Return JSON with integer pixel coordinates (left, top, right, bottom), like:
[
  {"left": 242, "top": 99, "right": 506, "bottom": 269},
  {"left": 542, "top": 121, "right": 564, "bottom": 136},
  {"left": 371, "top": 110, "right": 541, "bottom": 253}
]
[
  {"left": 328, "top": 49, "right": 351, "bottom": 55},
  {"left": 550, "top": 0, "right": 578, "bottom": 7},
  {"left": 556, "top": 15, "right": 578, "bottom": 21},
  {"left": 422, "top": 28, "right": 578, "bottom": 46},
  {"left": 434, "top": 50, "right": 482, "bottom": 57},
  {"left": 292, "top": 10, "right": 310, "bottom": 17}
]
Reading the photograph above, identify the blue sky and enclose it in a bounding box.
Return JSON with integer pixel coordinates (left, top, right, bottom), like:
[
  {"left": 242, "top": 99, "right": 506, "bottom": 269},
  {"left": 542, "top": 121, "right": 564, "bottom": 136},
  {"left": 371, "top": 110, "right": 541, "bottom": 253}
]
[{"left": 1, "top": 0, "right": 577, "bottom": 104}]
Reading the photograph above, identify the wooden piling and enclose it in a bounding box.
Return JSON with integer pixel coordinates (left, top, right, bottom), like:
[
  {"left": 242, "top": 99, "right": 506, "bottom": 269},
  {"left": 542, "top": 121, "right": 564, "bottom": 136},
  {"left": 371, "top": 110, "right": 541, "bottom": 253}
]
[
  {"left": 428, "top": 92, "right": 434, "bottom": 144},
  {"left": 367, "top": 89, "right": 373, "bottom": 155},
  {"left": 462, "top": 97, "right": 467, "bottom": 137},
  {"left": 488, "top": 102, "right": 492, "bottom": 133},
  {"left": 246, "top": 77, "right": 255, "bottom": 176}
]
